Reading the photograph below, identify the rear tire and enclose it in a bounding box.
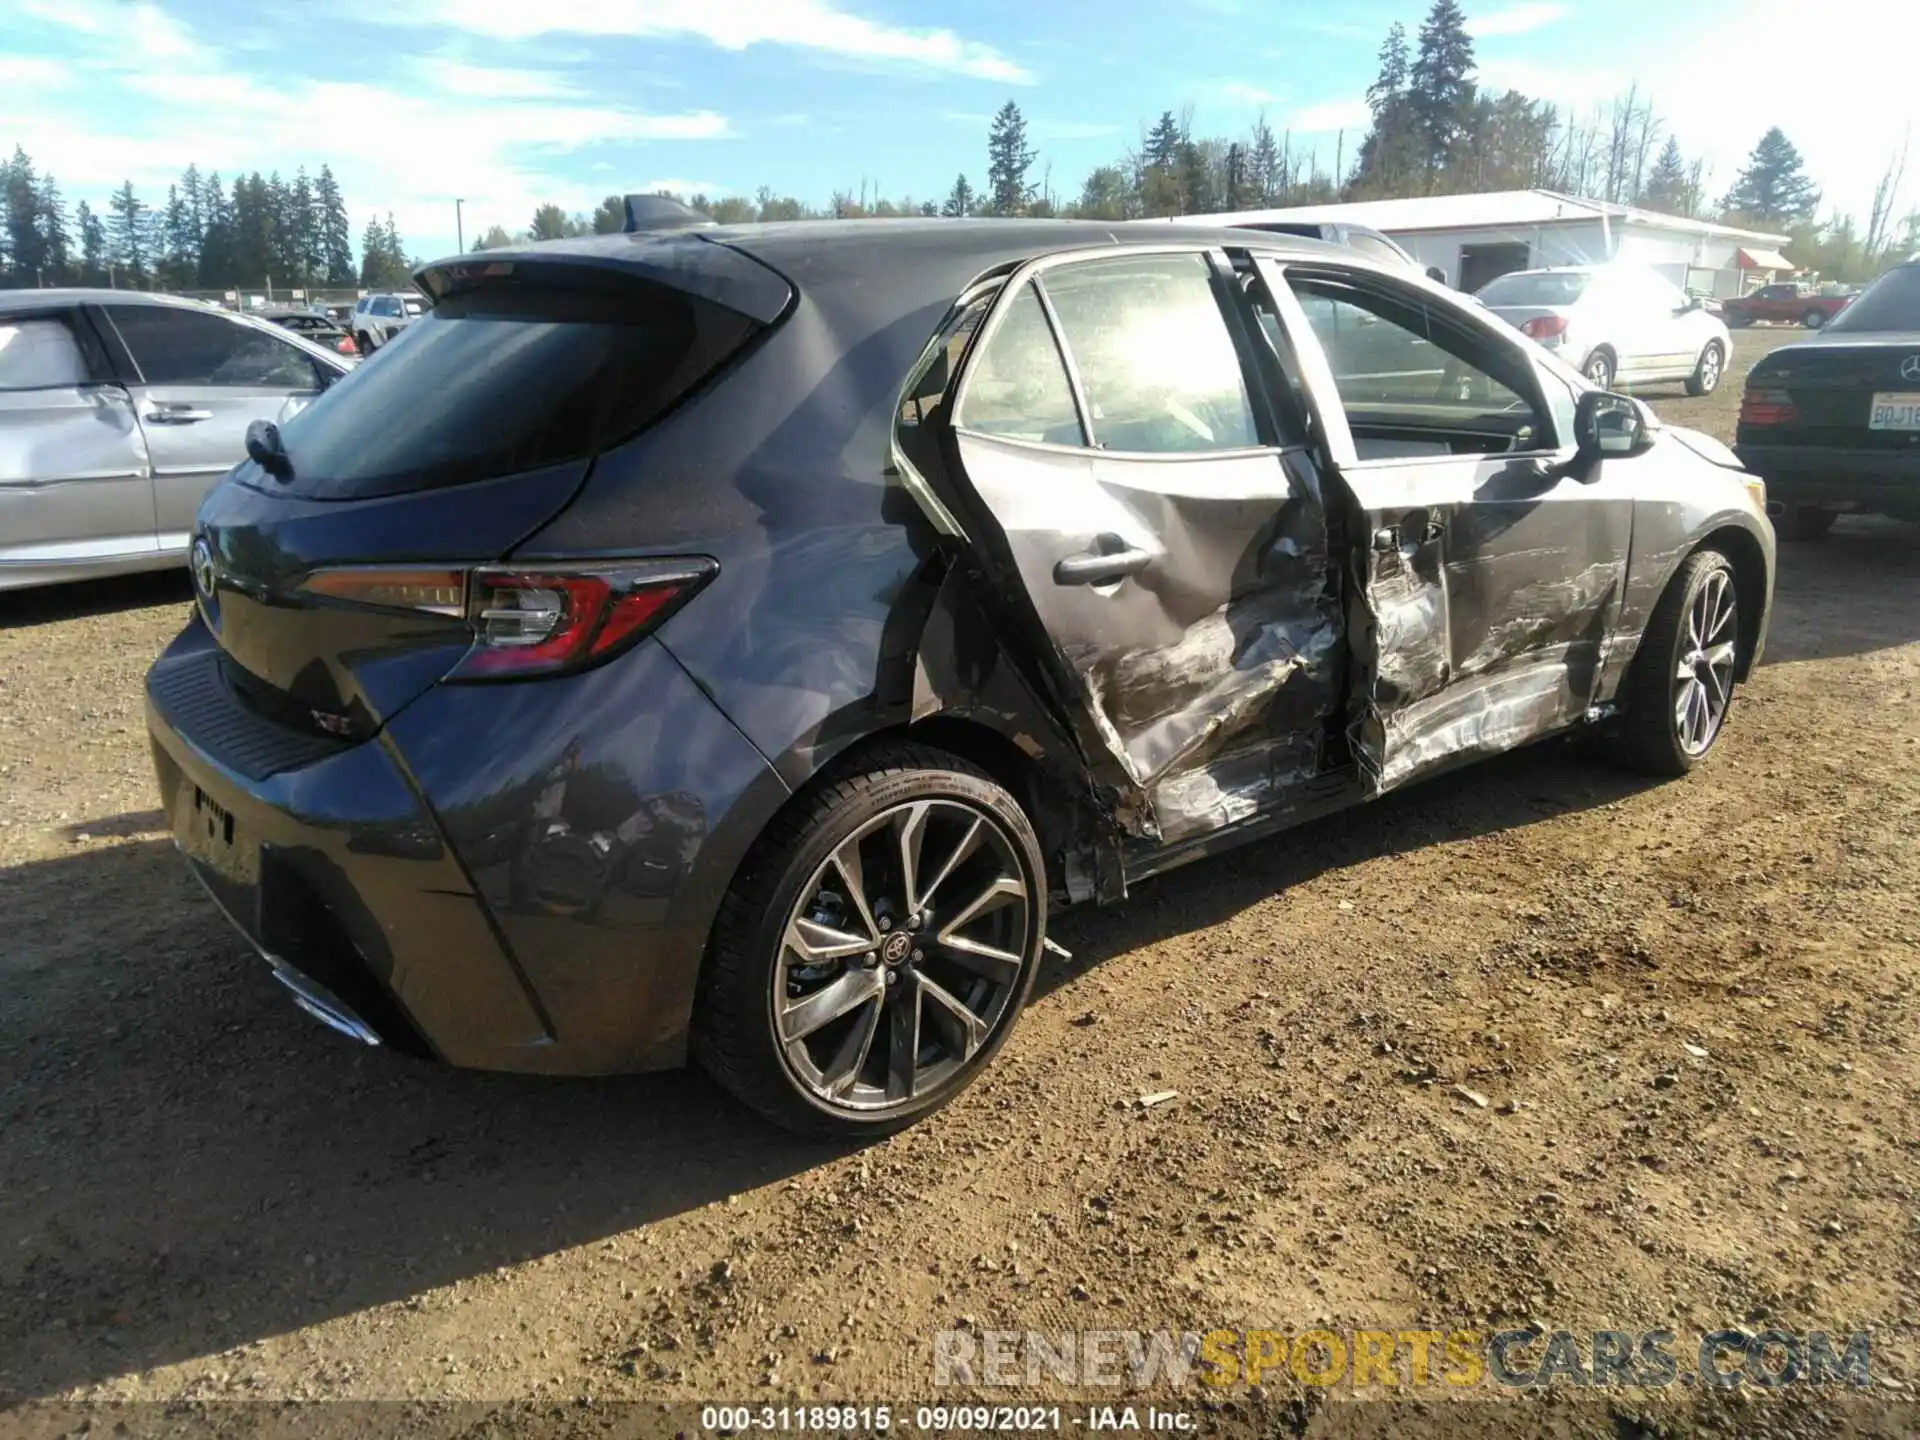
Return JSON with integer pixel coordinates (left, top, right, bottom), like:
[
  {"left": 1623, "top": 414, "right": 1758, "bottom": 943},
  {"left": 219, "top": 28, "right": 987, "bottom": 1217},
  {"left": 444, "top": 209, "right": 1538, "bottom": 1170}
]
[
  {"left": 1684, "top": 341, "right": 1724, "bottom": 397},
  {"left": 1601, "top": 549, "right": 1741, "bottom": 778},
  {"left": 1803, "top": 309, "right": 1827, "bottom": 329},
  {"left": 1583, "top": 348, "right": 1617, "bottom": 390},
  {"left": 693, "top": 742, "right": 1047, "bottom": 1138},
  {"left": 1775, "top": 504, "right": 1837, "bottom": 542}
]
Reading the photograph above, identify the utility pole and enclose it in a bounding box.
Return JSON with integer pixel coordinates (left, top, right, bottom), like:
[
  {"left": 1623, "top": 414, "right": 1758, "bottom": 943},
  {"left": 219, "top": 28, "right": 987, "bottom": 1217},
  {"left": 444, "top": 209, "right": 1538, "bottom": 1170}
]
[{"left": 455, "top": 198, "right": 465, "bottom": 254}]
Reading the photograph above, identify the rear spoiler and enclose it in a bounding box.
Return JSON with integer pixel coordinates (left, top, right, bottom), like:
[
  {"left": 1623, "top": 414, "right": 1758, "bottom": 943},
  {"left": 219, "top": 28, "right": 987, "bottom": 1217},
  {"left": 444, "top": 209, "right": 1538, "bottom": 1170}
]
[{"left": 622, "top": 195, "right": 716, "bottom": 234}]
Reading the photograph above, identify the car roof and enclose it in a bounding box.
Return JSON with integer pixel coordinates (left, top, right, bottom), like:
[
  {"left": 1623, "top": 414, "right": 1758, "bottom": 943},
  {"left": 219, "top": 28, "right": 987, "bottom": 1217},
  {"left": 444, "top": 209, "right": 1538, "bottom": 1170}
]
[
  {"left": 422, "top": 218, "right": 1359, "bottom": 295},
  {"left": 0, "top": 288, "right": 232, "bottom": 317}
]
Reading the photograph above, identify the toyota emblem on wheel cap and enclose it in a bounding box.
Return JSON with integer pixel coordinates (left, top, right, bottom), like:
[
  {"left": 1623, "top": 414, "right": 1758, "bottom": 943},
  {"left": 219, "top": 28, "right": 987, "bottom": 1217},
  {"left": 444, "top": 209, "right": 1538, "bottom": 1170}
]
[
  {"left": 190, "top": 538, "right": 216, "bottom": 600},
  {"left": 1901, "top": 354, "right": 1920, "bottom": 383}
]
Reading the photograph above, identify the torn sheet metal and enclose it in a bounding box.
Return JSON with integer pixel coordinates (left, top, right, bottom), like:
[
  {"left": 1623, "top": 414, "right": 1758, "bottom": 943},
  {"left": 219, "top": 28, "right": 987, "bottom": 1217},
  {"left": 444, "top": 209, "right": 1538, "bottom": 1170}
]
[
  {"left": 1346, "top": 458, "right": 1629, "bottom": 794},
  {"left": 956, "top": 434, "right": 1344, "bottom": 843}
]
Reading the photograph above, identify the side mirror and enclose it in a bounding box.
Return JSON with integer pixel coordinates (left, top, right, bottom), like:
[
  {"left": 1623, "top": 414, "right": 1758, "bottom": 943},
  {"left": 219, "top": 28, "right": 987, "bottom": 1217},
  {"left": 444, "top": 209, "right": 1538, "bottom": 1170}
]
[
  {"left": 1425, "top": 265, "right": 1448, "bottom": 285},
  {"left": 1574, "top": 391, "right": 1649, "bottom": 460}
]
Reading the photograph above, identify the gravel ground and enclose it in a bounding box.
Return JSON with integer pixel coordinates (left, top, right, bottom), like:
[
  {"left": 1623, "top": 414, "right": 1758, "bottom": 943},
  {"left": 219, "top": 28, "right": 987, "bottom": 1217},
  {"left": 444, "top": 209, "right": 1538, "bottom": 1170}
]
[{"left": 2, "top": 330, "right": 1916, "bottom": 1436}]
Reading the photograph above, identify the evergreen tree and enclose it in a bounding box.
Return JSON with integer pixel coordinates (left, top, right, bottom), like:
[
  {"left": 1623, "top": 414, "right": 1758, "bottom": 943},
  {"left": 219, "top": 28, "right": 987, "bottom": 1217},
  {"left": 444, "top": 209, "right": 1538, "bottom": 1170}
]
[
  {"left": 592, "top": 195, "right": 625, "bottom": 233},
  {"left": 197, "top": 170, "right": 233, "bottom": 287},
  {"left": 1408, "top": 0, "right": 1477, "bottom": 185},
  {"left": 314, "top": 165, "right": 353, "bottom": 284},
  {"left": 358, "top": 216, "right": 387, "bottom": 286},
  {"left": 75, "top": 200, "right": 106, "bottom": 285},
  {"left": 1721, "top": 127, "right": 1820, "bottom": 226},
  {"left": 984, "top": 100, "right": 1037, "bottom": 217},
  {"left": 37, "top": 172, "right": 70, "bottom": 282},
  {"left": 940, "top": 173, "right": 976, "bottom": 217},
  {"left": 290, "top": 167, "right": 319, "bottom": 281},
  {"left": 158, "top": 184, "right": 194, "bottom": 288},
  {"left": 1140, "top": 110, "right": 1187, "bottom": 215},
  {"left": 1353, "top": 20, "right": 1425, "bottom": 197},
  {"left": 1641, "top": 137, "right": 1691, "bottom": 215},
  {"left": 105, "top": 180, "right": 151, "bottom": 283},
  {"left": 383, "top": 213, "right": 405, "bottom": 271},
  {"left": 181, "top": 163, "right": 205, "bottom": 244},
  {"left": 4, "top": 147, "right": 46, "bottom": 283},
  {"left": 1247, "top": 116, "right": 1281, "bottom": 204}
]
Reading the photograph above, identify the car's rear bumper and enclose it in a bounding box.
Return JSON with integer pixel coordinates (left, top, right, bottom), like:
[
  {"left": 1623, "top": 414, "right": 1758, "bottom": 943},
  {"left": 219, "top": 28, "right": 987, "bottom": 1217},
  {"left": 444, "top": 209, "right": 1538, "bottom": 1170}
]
[
  {"left": 1734, "top": 442, "right": 1920, "bottom": 512},
  {"left": 146, "top": 619, "right": 788, "bottom": 1074}
]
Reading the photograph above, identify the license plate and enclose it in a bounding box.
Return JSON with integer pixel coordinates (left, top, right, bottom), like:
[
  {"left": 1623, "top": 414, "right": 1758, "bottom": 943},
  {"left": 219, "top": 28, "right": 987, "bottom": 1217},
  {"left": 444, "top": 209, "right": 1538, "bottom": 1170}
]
[
  {"left": 1868, "top": 392, "right": 1920, "bottom": 431},
  {"left": 181, "top": 784, "right": 258, "bottom": 884}
]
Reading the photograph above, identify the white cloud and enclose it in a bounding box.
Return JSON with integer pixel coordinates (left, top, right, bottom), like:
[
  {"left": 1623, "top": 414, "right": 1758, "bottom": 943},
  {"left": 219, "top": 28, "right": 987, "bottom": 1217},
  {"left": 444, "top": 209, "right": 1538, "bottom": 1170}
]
[
  {"left": 636, "top": 177, "right": 734, "bottom": 197},
  {"left": 1289, "top": 100, "right": 1371, "bottom": 134},
  {"left": 0, "top": 6, "right": 734, "bottom": 260},
  {"left": 18, "top": 0, "right": 200, "bottom": 60},
  {"left": 415, "top": 59, "right": 585, "bottom": 99},
  {"left": 1468, "top": 3, "right": 1570, "bottom": 38},
  {"left": 405, "top": 0, "right": 1034, "bottom": 82},
  {"left": 0, "top": 56, "right": 69, "bottom": 89},
  {"left": 1220, "top": 81, "right": 1287, "bottom": 107}
]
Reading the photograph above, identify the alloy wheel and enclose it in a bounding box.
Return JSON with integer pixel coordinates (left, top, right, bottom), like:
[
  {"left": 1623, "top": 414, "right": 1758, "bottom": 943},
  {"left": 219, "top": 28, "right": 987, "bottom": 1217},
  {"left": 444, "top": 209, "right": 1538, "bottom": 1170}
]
[
  {"left": 1585, "top": 353, "right": 1614, "bottom": 388},
  {"left": 1673, "top": 568, "right": 1737, "bottom": 756},
  {"left": 773, "top": 798, "right": 1034, "bottom": 1115},
  {"left": 1697, "top": 346, "right": 1722, "bottom": 392}
]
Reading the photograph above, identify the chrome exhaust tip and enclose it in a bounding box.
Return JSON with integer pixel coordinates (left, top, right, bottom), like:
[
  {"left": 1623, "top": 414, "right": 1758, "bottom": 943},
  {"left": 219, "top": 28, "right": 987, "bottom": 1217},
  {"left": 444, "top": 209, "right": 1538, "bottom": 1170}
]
[{"left": 270, "top": 961, "right": 383, "bottom": 1047}]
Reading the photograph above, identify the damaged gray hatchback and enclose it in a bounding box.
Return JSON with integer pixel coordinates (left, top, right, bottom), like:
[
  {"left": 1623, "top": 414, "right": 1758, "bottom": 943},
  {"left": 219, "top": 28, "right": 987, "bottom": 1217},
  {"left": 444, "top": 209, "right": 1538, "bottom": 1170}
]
[{"left": 148, "top": 218, "right": 1773, "bottom": 1138}]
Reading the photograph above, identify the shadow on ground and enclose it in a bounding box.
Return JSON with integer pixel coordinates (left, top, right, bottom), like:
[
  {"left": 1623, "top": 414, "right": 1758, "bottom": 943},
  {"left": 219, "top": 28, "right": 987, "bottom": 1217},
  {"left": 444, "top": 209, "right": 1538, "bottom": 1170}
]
[{"left": 1761, "top": 515, "right": 1920, "bottom": 664}]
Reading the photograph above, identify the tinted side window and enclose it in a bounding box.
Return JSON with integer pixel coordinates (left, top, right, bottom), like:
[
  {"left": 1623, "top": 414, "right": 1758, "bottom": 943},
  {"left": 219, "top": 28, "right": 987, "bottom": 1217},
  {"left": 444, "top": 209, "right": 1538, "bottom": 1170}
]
[
  {"left": 109, "top": 307, "right": 319, "bottom": 388},
  {"left": 953, "top": 283, "right": 1082, "bottom": 445},
  {"left": 1045, "top": 253, "right": 1259, "bottom": 454},
  {"left": 0, "top": 318, "right": 90, "bottom": 390},
  {"left": 1343, "top": 230, "right": 1410, "bottom": 266}
]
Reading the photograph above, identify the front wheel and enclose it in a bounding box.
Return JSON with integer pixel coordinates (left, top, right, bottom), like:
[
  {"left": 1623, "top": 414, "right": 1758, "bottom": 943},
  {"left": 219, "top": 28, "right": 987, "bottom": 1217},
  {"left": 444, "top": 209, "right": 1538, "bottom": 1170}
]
[
  {"left": 1685, "top": 341, "right": 1725, "bottom": 397},
  {"left": 354, "top": 330, "right": 375, "bottom": 354},
  {"left": 1803, "top": 309, "right": 1827, "bottom": 329},
  {"left": 1602, "top": 550, "right": 1741, "bottom": 777},
  {"left": 693, "top": 743, "right": 1047, "bottom": 1137}
]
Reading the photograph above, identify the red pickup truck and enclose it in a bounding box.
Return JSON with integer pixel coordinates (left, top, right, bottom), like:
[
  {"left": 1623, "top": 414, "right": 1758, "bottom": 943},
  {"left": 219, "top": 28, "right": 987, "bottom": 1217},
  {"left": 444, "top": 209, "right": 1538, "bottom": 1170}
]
[{"left": 1721, "top": 282, "right": 1854, "bottom": 329}]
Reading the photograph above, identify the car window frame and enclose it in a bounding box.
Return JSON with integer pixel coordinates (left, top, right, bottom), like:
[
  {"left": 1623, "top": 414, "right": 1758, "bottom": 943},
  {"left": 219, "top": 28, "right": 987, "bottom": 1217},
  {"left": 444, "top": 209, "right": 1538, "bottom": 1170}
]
[
  {"left": 950, "top": 243, "right": 1293, "bottom": 462},
  {"left": 1248, "top": 253, "right": 1566, "bottom": 471}
]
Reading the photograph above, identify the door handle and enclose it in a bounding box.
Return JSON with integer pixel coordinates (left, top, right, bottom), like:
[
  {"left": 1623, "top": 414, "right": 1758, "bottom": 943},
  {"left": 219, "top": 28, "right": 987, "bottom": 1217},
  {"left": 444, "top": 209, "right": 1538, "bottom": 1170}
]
[
  {"left": 145, "top": 405, "right": 213, "bottom": 424},
  {"left": 1053, "top": 534, "right": 1153, "bottom": 587}
]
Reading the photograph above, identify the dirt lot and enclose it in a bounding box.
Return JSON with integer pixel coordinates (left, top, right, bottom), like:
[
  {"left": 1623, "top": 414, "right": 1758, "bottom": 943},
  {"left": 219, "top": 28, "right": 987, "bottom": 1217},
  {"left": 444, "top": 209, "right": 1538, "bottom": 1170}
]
[{"left": 3, "top": 330, "right": 1917, "bottom": 1436}]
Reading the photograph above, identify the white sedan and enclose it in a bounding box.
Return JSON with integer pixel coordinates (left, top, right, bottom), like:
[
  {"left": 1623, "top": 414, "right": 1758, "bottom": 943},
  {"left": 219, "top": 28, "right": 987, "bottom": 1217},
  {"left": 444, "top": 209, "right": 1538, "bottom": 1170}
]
[{"left": 1476, "top": 264, "right": 1733, "bottom": 395}]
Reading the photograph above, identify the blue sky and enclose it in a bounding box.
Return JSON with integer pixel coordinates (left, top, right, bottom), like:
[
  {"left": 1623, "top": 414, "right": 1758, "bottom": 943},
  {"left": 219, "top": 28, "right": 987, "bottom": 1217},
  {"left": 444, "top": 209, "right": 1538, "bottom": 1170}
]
[{"left": 2, "top": 0, "right": 1915, "bottom": 260}]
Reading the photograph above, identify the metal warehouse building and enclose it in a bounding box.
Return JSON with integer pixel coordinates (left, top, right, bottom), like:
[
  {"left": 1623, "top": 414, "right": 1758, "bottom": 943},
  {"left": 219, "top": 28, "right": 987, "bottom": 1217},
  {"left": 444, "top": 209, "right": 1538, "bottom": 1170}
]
[{"left": 1197, "top": 188, "right": 1792, "bottom": 297}]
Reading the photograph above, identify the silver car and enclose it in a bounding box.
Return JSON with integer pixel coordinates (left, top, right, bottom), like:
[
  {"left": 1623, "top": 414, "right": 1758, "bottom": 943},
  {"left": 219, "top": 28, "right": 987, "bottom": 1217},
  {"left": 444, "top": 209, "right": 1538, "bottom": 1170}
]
[
  {"left": 1475, "top": 264, "right": 1734, "bottom": 395},
  {"left": 0, "top": 291, "right": 353, "bottom": 590},
  {"left": 350, "top": 292, "right": 424, "bottom": 353}
]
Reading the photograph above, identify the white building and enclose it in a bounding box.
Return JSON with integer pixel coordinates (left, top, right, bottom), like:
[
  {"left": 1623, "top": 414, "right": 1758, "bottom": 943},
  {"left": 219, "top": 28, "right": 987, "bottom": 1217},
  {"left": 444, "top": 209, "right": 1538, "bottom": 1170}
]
[{"left": 1192, "top": 189, "right": 1792, "bottom": 297}]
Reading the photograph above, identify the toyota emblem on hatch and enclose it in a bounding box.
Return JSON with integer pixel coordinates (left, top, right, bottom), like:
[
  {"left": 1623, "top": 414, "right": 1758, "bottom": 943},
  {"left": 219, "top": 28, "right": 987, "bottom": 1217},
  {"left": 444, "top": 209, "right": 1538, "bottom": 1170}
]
[
  {"left": 1901, "top": 354, "right": 1920, "bottom": 383},
  {"left": 190, "top": 538, "right": 216, "bottom": 601}
]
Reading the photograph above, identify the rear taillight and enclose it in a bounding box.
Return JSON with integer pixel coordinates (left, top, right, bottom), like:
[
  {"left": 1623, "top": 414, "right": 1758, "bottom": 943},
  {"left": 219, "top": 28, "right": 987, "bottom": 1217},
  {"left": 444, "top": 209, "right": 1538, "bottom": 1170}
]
[
  {"left": 1521, "top": 315, "right": 1568, "bottom": 341},
  {"left": 455, "top": 561, "right": 716, "bottom": 679},
  {"left": 1739, "top": 387, "right": 1799, "bottom": 427},
  {"left": 296, "top": 559, "right": 715, "bottom": 679}
]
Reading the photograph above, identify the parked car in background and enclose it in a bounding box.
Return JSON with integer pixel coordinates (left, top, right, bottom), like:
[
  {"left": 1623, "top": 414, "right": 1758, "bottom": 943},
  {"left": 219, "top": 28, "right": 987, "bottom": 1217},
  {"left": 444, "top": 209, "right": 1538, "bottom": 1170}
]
[
  {"left": 261, "top": 306, "right": 359, "bottom": 358},
  {"left": 351, "top": 291, "right": 424, "bottom": 352},
  {"left": 0, "top": 291, "right": 353, "bottom": 589},
  {"left": 1735, "top": 259, "right": 1920, "bottom": 540},
  {"left": 1722, "top": 281, "right": 1852, "bottom": 330},
  {"left": 1476, "top": 264, "right": 1733, "bottom": 394},
  {"left": 145, "top": 216, "right": 1772, "bottom": 1137}
]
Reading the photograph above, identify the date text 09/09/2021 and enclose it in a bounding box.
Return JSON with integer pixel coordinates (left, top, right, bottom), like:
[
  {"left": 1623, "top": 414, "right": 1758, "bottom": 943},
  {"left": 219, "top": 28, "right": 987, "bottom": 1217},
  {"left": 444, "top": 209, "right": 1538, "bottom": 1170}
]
[{"left": 699, "top": 1407, "right": 1192, "bottom": 1433}]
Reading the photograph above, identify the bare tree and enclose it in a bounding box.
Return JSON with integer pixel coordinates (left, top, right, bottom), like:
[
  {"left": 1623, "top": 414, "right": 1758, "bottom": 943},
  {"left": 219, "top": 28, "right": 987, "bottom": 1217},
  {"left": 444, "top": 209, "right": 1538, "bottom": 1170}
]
[{"left": 1865, "top": 131, "right": 1911, "bottom": 258}]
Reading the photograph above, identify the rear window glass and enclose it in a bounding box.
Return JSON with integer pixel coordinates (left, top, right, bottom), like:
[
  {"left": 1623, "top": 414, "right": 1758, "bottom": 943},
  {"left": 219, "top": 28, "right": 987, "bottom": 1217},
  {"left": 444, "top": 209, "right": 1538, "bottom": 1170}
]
[
  {"left": 1828, "top": 266, "right": 1920, "bottom": 333},
  {"left": 0, "top": 318, "right": 88, "bottom": 390},
  {"left": 273, "top": 276, "right": 760, "bottom": 498},
  {"left": 1343, "top": 230, "right": 1410, "bottom": 266},
  {"left": 1476, "top": 272, "right": 1591, "bottom": 306}
]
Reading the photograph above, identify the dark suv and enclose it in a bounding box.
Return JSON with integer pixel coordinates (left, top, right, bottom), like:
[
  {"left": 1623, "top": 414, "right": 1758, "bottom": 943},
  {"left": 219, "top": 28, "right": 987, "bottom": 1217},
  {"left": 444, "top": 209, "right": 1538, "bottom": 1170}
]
[{"left": 147, "top": 212, "right": 1773, "bottom": 1135}]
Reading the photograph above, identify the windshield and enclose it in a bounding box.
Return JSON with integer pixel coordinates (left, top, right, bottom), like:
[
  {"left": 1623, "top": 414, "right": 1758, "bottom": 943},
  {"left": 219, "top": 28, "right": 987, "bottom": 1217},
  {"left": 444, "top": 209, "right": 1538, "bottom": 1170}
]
[
  {"left": 1826, "top": 265, "right": 1920, "bottom": 333},
  {"left": 1476, "top": 272, "right": 1592, "bottom": 307}
]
